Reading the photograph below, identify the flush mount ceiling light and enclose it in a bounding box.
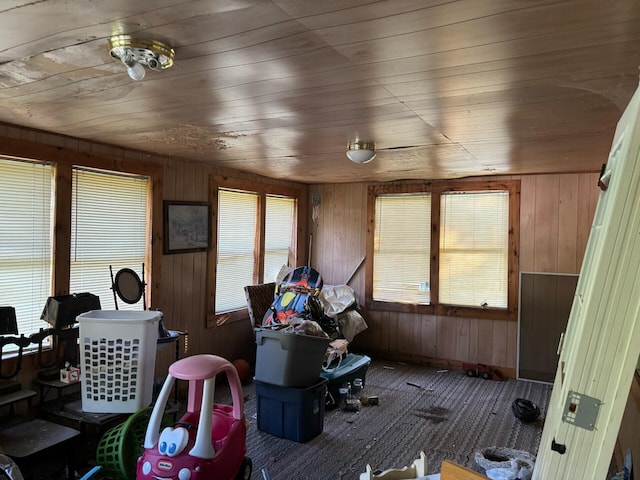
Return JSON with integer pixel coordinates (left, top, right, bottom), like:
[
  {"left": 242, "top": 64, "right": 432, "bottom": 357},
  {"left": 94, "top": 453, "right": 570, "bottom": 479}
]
[
  {"left": 346, "top": 141, "right": 376, "bottom": 164},
  {"left": 109, "top": 35, "right": 175, "bottom": 81}
]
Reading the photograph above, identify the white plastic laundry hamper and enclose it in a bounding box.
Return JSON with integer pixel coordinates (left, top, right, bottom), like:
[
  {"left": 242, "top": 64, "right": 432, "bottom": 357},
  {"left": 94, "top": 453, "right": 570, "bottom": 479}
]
[{"left": 78, "top": 309, "right": 160, "bottom": 413}]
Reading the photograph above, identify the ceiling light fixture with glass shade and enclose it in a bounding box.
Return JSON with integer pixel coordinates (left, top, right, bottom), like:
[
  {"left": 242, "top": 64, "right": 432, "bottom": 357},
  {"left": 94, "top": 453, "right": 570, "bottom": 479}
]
[
  {"left": 109, "top": 35, "right": 175, "bottom": 81},
  {"left": 346, "top": 140, "right": 376, "bottom": 164}
]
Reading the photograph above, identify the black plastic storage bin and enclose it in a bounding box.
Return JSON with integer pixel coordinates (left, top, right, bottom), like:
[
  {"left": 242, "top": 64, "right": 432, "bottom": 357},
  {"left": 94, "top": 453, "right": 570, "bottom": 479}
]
[{"left": 254, "top": 377, "right": 327, "bottom": 442}]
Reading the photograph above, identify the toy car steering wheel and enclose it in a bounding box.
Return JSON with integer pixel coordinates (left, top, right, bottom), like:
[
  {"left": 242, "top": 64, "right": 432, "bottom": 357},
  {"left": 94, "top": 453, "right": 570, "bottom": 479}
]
[{"left": 174, "top": 421, "right": 197, "bottom": 430}]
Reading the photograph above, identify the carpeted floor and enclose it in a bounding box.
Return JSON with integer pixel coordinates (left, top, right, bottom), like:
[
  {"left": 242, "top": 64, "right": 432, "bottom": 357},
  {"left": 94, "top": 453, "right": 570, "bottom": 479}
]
[
  {"left": 12, "top": 358, "right": 553, "bottom": 480},
  {"left": 242, "top": 358, "right": 552, "bottom": 480}
]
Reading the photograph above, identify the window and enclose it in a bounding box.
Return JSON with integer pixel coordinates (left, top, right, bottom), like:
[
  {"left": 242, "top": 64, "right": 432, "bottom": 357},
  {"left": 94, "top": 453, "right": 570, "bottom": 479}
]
[
  {"left": 209, "top": 179, "right": 299, "bottom": 321},
  {"left": 264, "top": 196, "right": 295, "bottom": 282},
  {"left": 216, "top": 190, "right": 259, "bottom": 313},
  {"left": 439, "top": 191, "right": 508, "bottom": 308},
  {"left": 70, "top": 168, "right": 150, "bottom": 310},
  {"left": 368, "top": 180, "right": 519, "bottom": 320},
  {"left": 373, "top": 194, "right": 431, "bottom": 304},
  {"left": 0, "top": 158, "right": 54, "bottom": 337}
]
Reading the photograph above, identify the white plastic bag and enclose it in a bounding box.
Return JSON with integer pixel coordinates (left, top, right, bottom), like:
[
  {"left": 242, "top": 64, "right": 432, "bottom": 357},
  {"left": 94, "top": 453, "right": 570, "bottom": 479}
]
[
  {"left": 319, "top": 285, "right": 357, "bottom": 317},
  {"left": 486, "top": 459, "right": 532, "bottom": 480},
  {"left": 319, "top": 285, "right": 368, "bottom": 341},
  {"left": 486, "top": 460, "right": 519, "bottom": 480},
  {"left": 517, "top": 462, "right": 533, "bottom": 480},
  {"left": 475, "top": 447, "right": 535, "bottom": 475},
  {"left": 486, "top": 468, "right": 516, "bottom": 480},
  {"left": 0, "top": 453, "right": 25, "bottom": 480}
]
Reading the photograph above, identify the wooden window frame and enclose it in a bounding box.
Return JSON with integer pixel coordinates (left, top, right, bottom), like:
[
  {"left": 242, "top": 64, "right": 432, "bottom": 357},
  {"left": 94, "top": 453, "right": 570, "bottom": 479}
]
[
  {"left": 0, "top": 141, "right": 163, "bottom": 306},
  {"left": 70, "top": 167, "right": 152, "bottom": 310},
  {"left": 206, "top": 175, "right": 302, "bottom": 327},
  {"left": 0, "top": 142, "right": 162, "bottom": 365},
  {"left": 365, "top": 179, "right": 520, "bottom": 321}
]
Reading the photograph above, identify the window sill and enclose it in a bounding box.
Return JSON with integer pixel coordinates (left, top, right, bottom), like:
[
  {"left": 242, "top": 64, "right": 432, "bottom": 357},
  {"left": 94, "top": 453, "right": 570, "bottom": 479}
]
[
  {"left": 364, "top": 299, "right": 517, "bottom": 321},
  {"left": 2, "top": 343, "right": 53, "bottom": 359}
]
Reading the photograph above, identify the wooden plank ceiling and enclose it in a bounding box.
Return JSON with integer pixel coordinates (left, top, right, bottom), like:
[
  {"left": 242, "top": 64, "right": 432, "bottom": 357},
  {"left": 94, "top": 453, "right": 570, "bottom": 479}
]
[{"left": 1, "top": 0, "right": 639, "bottom": 184}]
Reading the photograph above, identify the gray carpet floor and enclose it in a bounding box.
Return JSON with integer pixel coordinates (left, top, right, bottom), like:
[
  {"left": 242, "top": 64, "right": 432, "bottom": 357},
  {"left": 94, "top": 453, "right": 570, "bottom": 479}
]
[
  {"left": 242, "top": 358, "right": 552, "bottom": 480},
  {"left": 12, "top": 358, "right": 622, "bottom": 480}
]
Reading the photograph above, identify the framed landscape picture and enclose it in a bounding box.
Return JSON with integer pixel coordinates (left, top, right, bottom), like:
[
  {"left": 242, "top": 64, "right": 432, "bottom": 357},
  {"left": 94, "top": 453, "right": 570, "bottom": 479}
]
[{"left": 163, "top": 201, "right": 211, "bottom": 254}]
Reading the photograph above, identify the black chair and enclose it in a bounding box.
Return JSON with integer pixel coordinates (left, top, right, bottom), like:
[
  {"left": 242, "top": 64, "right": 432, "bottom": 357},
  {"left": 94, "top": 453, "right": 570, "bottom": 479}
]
[{"left": 0, "top": 307, "right": 30, "bottom": 380}]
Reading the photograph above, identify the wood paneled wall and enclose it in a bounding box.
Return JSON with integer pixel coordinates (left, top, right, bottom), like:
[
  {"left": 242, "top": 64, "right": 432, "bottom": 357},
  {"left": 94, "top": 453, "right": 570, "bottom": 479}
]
[
  {"left": 0, "top": 121, "right": 599, "bottom": 377},
  {"left": 0, "top": 124, "right": 309, "bottom": 382},
  {"left": 310, "top": 173, "right": 599, "bottom": 372},
  {"left": 519, "top": 174, "right": 600, "bottom": 274}
]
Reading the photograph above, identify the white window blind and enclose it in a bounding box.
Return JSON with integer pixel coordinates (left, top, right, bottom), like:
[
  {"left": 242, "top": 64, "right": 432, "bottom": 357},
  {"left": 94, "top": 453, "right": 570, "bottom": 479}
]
[
  {"left": 439, "top": 191, "right": 508, "bottom": 308},
  {"left": 0, "top": 158, "right": 53, "bottom": 336},
  {"left": 216, "top": 190, "right": 258, "bottom": 313},
  {"left": 70, "top": 168, "right": 149, "bottom": 310},
  {"left": 264, "top": 195, "right": 295, "bottom": 282},
  {"left": 373, "top": 194, "right": 431, "bottom": 304}
]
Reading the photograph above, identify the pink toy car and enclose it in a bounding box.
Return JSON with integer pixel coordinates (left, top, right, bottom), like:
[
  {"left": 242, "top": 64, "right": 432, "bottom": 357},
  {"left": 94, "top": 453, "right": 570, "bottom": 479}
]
[{"left": 137, "top": 354, "right": 252, "bottom": 480}]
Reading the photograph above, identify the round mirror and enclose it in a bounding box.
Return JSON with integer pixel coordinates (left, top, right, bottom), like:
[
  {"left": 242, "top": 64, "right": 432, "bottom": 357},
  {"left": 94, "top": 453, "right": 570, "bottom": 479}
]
[{"left": 114, "top": 268, "right": 144, "bottom": 304}]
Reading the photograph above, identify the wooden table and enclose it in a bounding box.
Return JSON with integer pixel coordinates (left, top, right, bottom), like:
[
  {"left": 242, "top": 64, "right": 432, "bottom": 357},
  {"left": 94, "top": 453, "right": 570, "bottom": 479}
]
[
  {"left": 0, "top": 388, "right": 36, "bottom": 416},
  {"left": 34, "top": 377, "right": 81, "bottom": 411},
  {"left": 38, "top": 396, "right": 126, "bottom": 437},
  {"left": 0, "top": 418, "right": 81, "bottom": 480}
]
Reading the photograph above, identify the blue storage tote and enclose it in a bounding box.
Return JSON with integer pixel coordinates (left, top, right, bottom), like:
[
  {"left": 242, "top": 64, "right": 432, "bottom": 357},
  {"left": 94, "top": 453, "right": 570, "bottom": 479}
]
[
  {"left": 254, "top": 377, "right": 327, "bottom": 442},
  {"left": 320, "top": 353, "right": 371, "bottom": 403}
]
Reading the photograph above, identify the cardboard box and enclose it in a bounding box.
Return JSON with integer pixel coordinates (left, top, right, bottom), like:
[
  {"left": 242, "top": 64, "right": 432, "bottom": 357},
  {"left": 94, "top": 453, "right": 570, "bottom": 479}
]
[{"left": 60, "top": 366, "right": 80, "bottom": 384}]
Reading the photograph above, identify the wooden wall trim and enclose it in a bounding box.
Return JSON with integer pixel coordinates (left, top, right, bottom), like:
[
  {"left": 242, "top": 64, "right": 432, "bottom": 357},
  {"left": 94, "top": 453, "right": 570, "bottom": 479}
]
[
  {"left": 1, "top": 137, "right": 162, "bottom": 174},
  {"left": 210, "top": 175, "right": 303, "bottom": 198},
  {"left": 430, "top": 193, "right": 441, "bottom": 306},
  {"left": 53, "top": 164, "right": 72, "bottom": 295},
  {"left": 360, "top": 348, "right": 517, "bottom": 379},
  {"left": 508, "top": 181, "right": 521, "bottom": 314},
  {"left": 364, "top": 187, "right": 376, "bottom": 302},
  {"left": 632, "top": 371, "right": 640, "bottom": 412}
]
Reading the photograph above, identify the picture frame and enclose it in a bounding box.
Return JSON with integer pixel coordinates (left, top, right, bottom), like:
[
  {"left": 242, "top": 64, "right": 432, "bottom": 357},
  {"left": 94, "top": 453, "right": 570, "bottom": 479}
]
[{"left": 163, "top": 201, "right": 211, "bottom": 254}]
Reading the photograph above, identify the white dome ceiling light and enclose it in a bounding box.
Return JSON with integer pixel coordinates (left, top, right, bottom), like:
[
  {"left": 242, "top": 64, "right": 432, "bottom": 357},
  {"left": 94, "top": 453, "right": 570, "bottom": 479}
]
[{"left": 346, "top": 141, "right": 376, "bottom": 164}]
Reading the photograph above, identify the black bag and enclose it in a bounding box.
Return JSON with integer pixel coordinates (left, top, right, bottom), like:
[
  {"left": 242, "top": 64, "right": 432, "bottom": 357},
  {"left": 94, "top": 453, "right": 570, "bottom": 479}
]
[
  {"left": 512, "top": 398, "right": 540, "bottom": 423},
  {"left": 0, "top": 307, "right": 18, "bottom": 335},
  {"left": 302, "top": 296, "right": 341, "bottom": 340}
]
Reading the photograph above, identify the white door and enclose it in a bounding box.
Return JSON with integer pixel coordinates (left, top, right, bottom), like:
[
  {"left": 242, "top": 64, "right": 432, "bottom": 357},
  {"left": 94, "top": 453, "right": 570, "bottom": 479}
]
[{"left": 534, "top": 84, "right": 640, "bottom": 479}]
